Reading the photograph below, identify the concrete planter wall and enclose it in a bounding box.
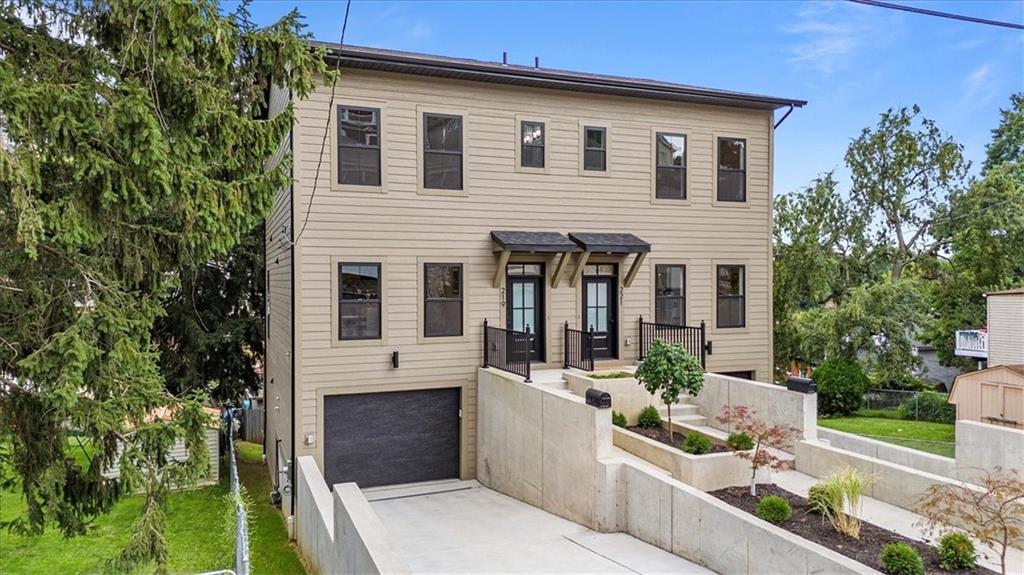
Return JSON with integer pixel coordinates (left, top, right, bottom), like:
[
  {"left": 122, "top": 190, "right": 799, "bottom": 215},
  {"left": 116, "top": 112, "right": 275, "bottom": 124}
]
[
  {"left": 612, "top": 426, "right": 761, "bottom": 491},
  {"left": 699, "top": 373, "right": 818, "bottom": 441},
  {"left": 955, "top": 420, "right": 1024, "bottom": 483},
  {"left": 563, "top": 370, "right": 657, "bottom": 426},
  {"left": 816, "top": 427, "right": 956, "bottom": 479}
]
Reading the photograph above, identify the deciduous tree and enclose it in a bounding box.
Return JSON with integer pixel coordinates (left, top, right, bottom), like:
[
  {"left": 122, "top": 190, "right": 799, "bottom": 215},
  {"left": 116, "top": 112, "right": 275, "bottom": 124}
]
[
  {"left": 717, "top": 405, "right": 799, "bottom": 496},
  {"left": 635, "top": 340, "right": 703, "bottom": 444}
]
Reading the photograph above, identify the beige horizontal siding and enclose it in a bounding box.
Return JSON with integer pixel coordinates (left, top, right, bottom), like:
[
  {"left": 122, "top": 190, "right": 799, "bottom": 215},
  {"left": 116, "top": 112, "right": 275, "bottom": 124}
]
[
  {"left": 290, "top": 69, "right": 775, "bottom": 478},
  {"left": 988, "top": 295, "right": 1024, "bottom": 366}
]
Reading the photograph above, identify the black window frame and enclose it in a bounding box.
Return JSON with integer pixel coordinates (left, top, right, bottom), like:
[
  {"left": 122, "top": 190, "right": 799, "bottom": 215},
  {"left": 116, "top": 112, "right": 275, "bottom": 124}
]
[
  {"left": 655, "top": 132, "right": 687, "bottom": 200},
  {"left": 336, "top": 105, "right": 382, "bottom": 186},
  {"left": 583, "top": 126, "right": 607, "bottom": 172},
  {"left": 520, "top": 121, "right": 545, "bottom": 169},
  {"left": 423, "top": 113, "right": 463, "bottom": 190},
  {"left": 424, "top": 262, "right": 464, "bottom": 337},
  {"left": 716, "top": 264, "right": 746, "bottom": 329},
  {"left": 338, "top": 262, "right": 382, "bottom": 341},
  {"left": 716, "top": 137, "right": 747, "bottom": 202},
  {"left": 655, "top": 264, "right": 686, "bottom": 326}
]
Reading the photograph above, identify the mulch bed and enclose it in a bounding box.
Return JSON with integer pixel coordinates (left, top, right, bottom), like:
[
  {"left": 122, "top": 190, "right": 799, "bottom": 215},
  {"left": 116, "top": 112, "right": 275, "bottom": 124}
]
[
  {"left": 709, "top": 485, "right": 996, "bottom": 575},
  {"left": 626, "top": 426, "right": 731, "bottom": 454}
]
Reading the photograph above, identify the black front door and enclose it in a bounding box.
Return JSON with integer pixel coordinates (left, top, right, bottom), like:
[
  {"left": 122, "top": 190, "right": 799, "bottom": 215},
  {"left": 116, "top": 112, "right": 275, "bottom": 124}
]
[
  {"left": 583, "top": 270, "right": 617, "bottom": 359},
  {"left": 507, "top": 264, "right": 545, "bottom": 362}
]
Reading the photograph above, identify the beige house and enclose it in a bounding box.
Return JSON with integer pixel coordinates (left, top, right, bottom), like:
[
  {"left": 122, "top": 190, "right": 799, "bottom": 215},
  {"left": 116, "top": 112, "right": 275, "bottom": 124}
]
[{"left": 264, "top": 44, "right": 805, "bottom": 516}]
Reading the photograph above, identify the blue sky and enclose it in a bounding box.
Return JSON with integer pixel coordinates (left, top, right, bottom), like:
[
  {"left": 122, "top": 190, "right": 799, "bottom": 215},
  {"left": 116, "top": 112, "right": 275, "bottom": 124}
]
[{"left": 243, "top": 0, "right": 1024, "bottom": 197}]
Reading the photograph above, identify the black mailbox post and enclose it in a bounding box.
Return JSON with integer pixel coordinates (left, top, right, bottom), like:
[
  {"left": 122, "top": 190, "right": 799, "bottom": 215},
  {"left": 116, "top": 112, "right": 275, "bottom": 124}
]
[
  {"left": 585, "top": 388, "right": 612, "bottom": 409},
  {"left": 786, "top": 376, "right": 816, "bottom": 394}
]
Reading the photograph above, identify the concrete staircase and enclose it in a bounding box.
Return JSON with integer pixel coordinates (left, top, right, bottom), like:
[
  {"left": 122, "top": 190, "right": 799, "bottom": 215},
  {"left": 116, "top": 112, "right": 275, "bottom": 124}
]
[{"left": 657, "top": 400, "right": 707, "bottom": 427}]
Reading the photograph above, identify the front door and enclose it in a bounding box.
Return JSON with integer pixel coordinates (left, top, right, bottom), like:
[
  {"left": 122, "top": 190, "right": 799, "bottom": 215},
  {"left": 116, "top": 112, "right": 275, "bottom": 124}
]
[
  {"left": 582, "top": 266, "right": 617, "bottom": 359},
  {"left": 507, "top": 264, "right": 545, "bottom": 362}
]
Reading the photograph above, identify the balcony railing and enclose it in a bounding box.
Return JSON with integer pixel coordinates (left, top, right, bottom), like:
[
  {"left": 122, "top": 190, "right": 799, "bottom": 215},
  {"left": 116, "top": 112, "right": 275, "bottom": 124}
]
[
  {"left": 954, "top": 329, "right": 988, "bottom": 359},
  {"left": 638, "top": 316, "right": 708, "bottom": 369},
  {"left": 482, "top": 320, "right": 532, "bottom": 382},
  {"left": 563, "top": 322, "right": 594, "bottom": 372}
]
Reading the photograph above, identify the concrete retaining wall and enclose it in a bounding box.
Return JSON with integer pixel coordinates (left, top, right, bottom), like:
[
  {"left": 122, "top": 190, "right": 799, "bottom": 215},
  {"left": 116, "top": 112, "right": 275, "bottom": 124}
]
[
  {"left": 613, "top": 427, "right": 759, "bottom": 491},
  {"left": 564, "top": 371, "right": 657, "bottom": 426},
  {"left": 295, "top": 456, "right": 411, "bottom": 575},
  {"left": 816, "top": 427, "right": 956, "bottom": 479},
  {"left": 699, "top": 373, "right": 818, "bottom": 441},
  {"left": 955, "top": 420, "right": 1024, "bottom": 483}
]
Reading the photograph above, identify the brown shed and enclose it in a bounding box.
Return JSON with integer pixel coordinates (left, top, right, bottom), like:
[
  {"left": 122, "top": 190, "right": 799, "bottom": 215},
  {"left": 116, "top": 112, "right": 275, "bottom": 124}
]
[{"left": 948, "top": 365, "right": 1024, "bottom": 429}]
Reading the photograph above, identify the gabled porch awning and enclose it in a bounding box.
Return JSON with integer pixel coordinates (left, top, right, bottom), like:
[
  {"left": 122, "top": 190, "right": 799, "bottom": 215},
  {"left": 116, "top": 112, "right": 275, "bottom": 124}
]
[
  {"left": 567, "top": 232, "right": 651, "bottom": 288},
  {"left": 490, "top": 231, "right": 581, "bottom": 288}
]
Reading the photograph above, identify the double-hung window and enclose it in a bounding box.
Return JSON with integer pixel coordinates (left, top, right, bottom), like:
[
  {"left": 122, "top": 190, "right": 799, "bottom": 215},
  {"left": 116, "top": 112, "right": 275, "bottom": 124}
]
[
  {"left": 338, "top": 263, "right": 381, "bottom": 340},
  {"left": 423, "top": 113, "right": 463, "bottom": 190},
  {"left": 716, "top": 265, "right": 745, "bottom": 328},
  {"left": 521, "top": 121, "right": 545, "bottom": 168},
  {"left": 717, "top": 137, "right": 746, "bottom": 202},
  {"left": 655, "top": 265, "right": 686, "bottom": 326},
  {"left": 337, "top": 106, "right": 381, "bottom": 186},
  {"left": 583, "top": 126, "right": 606, "bottom": 171},
  {"left": 655, "top": 133, "right": 686, "bottom": 199},
  {"left": 424, "top": 263, "right": 463, "bottom": 337}
]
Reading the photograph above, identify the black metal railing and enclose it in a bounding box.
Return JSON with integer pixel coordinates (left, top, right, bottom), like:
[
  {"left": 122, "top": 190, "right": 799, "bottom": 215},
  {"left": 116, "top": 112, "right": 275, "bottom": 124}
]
[
  {"left": 483, "top": 319, "right": 532, "bottom": 382},
  {"left": 638, "top": 316, "right": 708, "bottom": 368},
  {"left": 563, "top": 322, "right": 594, "bottom": 372}
]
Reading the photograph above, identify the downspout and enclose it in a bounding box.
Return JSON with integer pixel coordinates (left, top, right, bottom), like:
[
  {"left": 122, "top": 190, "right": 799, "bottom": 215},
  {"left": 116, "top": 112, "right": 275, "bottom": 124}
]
[
  {"left": 288, "top": 86, "right": 297, "bottom": 519},
  {"left": 773, "top": 104, "right": 795, "bottom": 129}
]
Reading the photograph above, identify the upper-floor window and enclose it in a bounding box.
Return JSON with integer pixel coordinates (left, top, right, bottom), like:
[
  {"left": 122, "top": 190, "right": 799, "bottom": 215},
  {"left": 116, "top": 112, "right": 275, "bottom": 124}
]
[
  {"left": 583, "top": 126, "right": 606, "bottom": 171},
  {"left": 716, "top": 264, "right": 745, "bottom": 328},
  {"left": 337, "top": 106, "right": 381, "bottom": 186},
  {"left": 339, "top": 263, "right": 381, "bottom": 340},
  {"left": 655, "top": 264, "right": 686, "bottom": 326},
  {"left": 717, "top": 137, "right": 746, "bottom": 202},
  {"left": 655, "top": 133, "right": 686, "bottom": 199},
  {"left": 424, "top": 263, "right": 463, "bottom": 337},
  {"left": 521, "top": 121, "right": 545, "bottom": 168},
  {"left": 424, "top": 113, "right": 463, "bottom": 190}
]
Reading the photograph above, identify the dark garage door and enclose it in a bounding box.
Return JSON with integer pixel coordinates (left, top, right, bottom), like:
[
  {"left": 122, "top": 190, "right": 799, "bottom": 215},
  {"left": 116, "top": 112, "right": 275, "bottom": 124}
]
[{"left": 323, "top": 388, "right": 460, "bottom": 489}]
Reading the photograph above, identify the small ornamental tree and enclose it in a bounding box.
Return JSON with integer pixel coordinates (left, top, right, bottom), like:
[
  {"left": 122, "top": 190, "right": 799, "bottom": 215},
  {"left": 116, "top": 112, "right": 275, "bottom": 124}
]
[
  {"left": 717, "top": 405, "right": 800, "bottom": 496},
  {"left": 917, "top": 468, "right": 1024, "bottom": 575},
  {"left": 634, "top": 340, "right": 704, "bottom": 444}
]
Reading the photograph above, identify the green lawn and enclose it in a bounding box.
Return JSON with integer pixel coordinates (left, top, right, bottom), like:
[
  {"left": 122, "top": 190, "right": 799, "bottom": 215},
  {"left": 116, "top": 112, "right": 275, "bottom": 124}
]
[
  {"left": 0, "top": 441, "right": 305, "bottom": 574},
  {"left": 818, "top": 416, "right": 956, "bottom": 458}
]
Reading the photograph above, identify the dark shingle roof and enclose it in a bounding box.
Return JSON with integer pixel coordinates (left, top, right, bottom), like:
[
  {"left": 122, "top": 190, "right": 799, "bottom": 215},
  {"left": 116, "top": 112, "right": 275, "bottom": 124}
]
[
  {"left": 316, "top": 43, "right": 806, "bottom": 111},
  {"left": 491, "top": 231, "right": 579, "bottom": 253},
  {"left": 569, "top": 233, "right": 651, "bottom": 254}
]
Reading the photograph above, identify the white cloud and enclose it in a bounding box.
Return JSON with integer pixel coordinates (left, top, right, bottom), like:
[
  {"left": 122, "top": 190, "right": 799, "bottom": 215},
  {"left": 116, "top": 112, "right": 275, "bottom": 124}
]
[
  {"left": 783, "top": 1, "right": 901, "bottom": 75},
  {"left": 963, "top": 63, "right": 997, "bottom": 105}
]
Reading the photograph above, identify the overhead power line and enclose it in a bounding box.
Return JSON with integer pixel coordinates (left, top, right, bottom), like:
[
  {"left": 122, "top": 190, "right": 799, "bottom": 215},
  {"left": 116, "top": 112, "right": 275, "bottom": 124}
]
[
  {"left": 296, "top": 0, "right": 353, "bottom": 244},
  {"left": 847, "top": 0, "right": 1024, "bottom": 30}
]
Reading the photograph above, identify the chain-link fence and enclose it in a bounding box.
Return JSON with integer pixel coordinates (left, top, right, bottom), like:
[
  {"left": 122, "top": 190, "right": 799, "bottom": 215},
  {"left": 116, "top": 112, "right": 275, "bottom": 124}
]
[
  {"left": 863, "top": 389, "right": 955, "bottom": 423},
  {"left": 864, "top": 389, "right": 920, "bottom": 412},
  {"left": 228, "top": 411, "right": 250, "bottom": 575}
]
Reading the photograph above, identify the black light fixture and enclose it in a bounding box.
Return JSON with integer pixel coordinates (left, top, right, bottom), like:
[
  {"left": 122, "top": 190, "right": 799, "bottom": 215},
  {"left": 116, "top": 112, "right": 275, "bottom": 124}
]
[{"left": 391, "top": 350, "right": 400, "bottom": 369}]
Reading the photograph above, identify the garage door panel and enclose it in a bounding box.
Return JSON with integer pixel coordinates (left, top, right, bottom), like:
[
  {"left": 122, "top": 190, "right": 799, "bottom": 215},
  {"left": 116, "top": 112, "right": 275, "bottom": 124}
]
[{"left": 324, "top": 388, "right": 460, "bottom": 489}]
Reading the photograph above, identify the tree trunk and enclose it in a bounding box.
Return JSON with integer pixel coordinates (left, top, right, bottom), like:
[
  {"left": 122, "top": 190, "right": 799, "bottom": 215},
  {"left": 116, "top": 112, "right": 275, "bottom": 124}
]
[
  {"left": 667, "top": 402, "right": 673, "bottom": 444},
  {"left": 892, "top": 257, "right": 905, "bottom": 281}
]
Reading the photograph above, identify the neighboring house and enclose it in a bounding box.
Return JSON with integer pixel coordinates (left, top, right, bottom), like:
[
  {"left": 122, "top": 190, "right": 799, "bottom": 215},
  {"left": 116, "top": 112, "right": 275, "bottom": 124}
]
[
  {"left": 950, "top": 288, "right": 1024, "bottom": 428},
  {"left": 263, "top": 44, "right": 805, "bottom": 518},
  {"left": 911, "top": 342, "right": 961, "bottom": 391}
]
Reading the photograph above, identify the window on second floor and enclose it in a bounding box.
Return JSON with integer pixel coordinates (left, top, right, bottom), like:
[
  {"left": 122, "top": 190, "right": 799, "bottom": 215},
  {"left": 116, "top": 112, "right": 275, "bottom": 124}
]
[
  {"left": 655, "top": 133, "right": 686, "bottom": 199},
  {"left": 424, "top": 263, "right": 463, "bottom": 337},
  {"left": 424, "top": 113, "right": 463, "bottom": 190},
  {"left": 583, "top": 126, "right": 606, "bottom": 171},
  {"left": 655, "top": 264, "right": 686, "bottom": 326},
  {"left": 521, "top": 121, "right": 545, "bottom": 168},
  {"left": 339, "top": 263, "right": 381, "bottom": 340},
  {"left": 716, "top": 264, "right": 745, "bottom": 328},
  {"left": 717, "top": 137, "right": 746, "bottom": 202},
  {"left": 337, "top": 106, "right": 381, "bottom": 186}
]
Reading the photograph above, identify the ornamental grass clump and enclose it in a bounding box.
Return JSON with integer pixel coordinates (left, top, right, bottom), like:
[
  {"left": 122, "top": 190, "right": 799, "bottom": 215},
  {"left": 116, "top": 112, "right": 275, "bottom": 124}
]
[{"left": 810, "top": 467, "right": 874, "bottom": 539}]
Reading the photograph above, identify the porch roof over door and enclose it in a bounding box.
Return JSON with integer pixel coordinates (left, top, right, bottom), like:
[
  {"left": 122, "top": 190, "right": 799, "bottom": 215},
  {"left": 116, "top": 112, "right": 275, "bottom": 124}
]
[
  {"left": 567, "top": 232, "right": 651, "bottom": 254},
  {"left": 489, "top": 231, "right": 580, "bottom": 289}
]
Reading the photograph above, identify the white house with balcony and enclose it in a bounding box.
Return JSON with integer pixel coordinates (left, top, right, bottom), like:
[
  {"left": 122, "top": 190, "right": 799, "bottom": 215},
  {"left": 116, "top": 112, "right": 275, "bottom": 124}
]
[{"left": 954, "top": 288, "right": 1024, "bottom": 367}]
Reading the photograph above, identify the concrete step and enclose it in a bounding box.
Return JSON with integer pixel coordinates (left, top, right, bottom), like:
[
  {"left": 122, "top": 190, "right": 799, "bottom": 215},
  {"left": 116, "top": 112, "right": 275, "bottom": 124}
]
[
  {"left": 664, "top": 413, "right": 708, "bottom": 427},
  {"left": 657, "top": 404, "right": 699, "bottom": 417}
]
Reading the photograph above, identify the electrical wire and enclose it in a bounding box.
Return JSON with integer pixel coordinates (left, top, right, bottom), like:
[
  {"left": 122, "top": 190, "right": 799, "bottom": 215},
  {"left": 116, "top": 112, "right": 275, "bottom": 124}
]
[
  {"left": 847, "top": 0, "right": 1024, "bottom": 30},
  {"left": 295, "top": 0, "right": 353, "bottom": 244}
]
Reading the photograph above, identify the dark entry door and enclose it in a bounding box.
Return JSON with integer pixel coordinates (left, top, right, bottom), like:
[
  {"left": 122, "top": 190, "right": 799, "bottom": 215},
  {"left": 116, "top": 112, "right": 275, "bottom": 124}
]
[
  {"left": 507, "top": 266, "right": 545, "bottom": 362},
  {"left": 323, "top": 388, "right": 460, "bottom": 489},
  {"left": 583, "top": 272, "right": 617, "bottom": 359}
]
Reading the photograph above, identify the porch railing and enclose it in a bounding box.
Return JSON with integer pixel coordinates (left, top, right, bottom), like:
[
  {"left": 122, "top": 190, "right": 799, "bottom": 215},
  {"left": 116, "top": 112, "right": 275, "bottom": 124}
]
[
  {"left": 954, "top": 329, "right": 988, "bottom": 359},
  {"left": 483, "top": 319, "right": 532, "bottom": 382},
  {"left": 638, "top": 316, "right": 708, "bottom": 369},
  {"left": 563, "top": 322, "right": 594, "bottom": 372}
]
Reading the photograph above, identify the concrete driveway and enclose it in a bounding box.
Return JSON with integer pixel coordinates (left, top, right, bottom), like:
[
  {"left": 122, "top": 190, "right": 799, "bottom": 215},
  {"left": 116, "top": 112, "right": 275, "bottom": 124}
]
[{"left": 366, "top": 480, "right": 713, "bottom": 574}]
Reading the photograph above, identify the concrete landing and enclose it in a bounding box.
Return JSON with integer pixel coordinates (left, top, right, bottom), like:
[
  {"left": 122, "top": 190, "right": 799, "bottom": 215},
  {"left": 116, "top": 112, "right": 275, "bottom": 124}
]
[{"left": 370, "top": 481, "right": 714, "bottom": 574}]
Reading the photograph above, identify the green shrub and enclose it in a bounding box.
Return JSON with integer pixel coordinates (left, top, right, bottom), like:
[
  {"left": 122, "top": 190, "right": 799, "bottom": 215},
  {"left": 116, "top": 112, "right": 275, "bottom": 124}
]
[
  {"left": 755, "top": 495, "right": 792, "bottom": 524},
  {"left": 681, "top": 433, "right": 712, "bottom": 455},
  {"left": 814, "top": 358, "right": 869, "bottom": 416},
  {"left": 726, "top": 431, "right": 754, "bottom": 451},
  {"left": 637, "top": 405, "right": 661, "bottom": 428},
  {"left": 898, "top": 391, "right": 955, "bottom": 423},
  {"left": 612, "top": 411, "right": 627, "bottom": 428},
  {"left": 936, "top": 532, "right": 975, "bottom": 571},
  {"left": 807, "top": 483, "right": 837, "bottom": 516},
  {"left": 880, "top": 542, "right": 924, "bottom": 575}
]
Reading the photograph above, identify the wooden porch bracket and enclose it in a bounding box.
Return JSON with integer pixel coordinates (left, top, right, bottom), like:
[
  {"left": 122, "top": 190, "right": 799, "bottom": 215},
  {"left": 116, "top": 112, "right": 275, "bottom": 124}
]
[
  {"left": 569, "top": 251, "right": 592, "bottom": 288},
  {"left": 623, "top": 252, "right": 647, "bottom": 288},
  {"left": 551, "top": 251, "right": 572, "bottom": 288},
  {"left": 492, "top": 249, "right": 512, "bottom": 289}
]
